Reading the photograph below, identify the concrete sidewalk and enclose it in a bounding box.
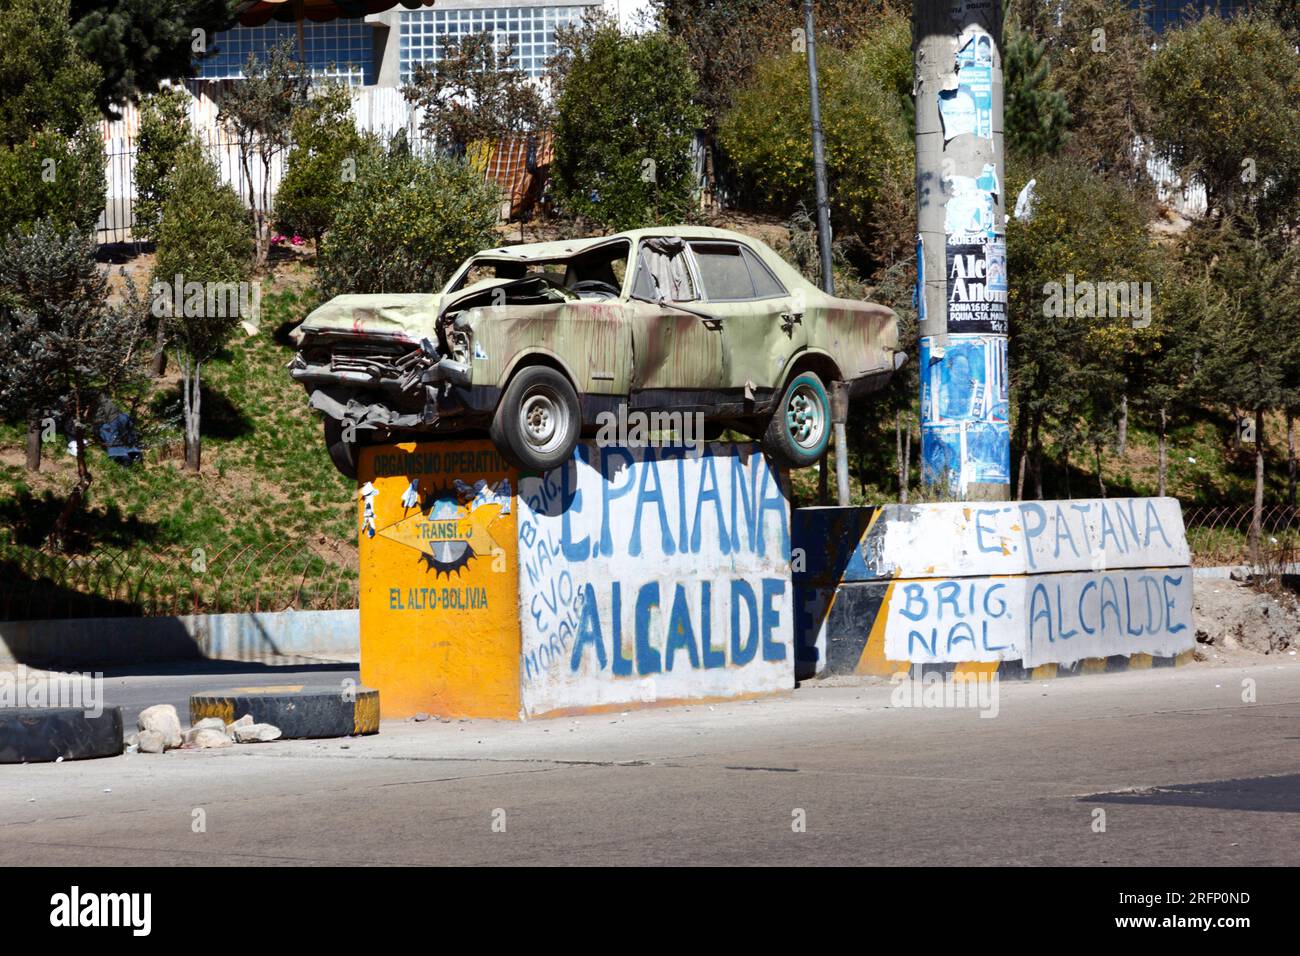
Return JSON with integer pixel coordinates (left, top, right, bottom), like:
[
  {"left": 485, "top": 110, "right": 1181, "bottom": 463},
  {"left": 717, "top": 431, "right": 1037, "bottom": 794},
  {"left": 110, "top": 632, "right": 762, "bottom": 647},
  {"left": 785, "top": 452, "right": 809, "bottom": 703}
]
[{"left": 1, "top": 658, "right": 1298, "bottom": 866}]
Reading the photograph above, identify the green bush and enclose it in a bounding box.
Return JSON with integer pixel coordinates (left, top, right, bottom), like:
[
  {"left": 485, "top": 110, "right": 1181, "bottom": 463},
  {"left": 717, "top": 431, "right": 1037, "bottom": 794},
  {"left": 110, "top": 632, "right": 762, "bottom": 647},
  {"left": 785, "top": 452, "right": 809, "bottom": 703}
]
[
  {"left": 552, "top": 21, "right": 703, "bottom": 231},
  {"left": 0, "top": 0, "right": 105, "bottom": 238},
  {"left": 133, "top": 87, "right": 193, "bottom": 243},
  {"left": 153, "top": 148, "right": 252, "bottom": 293},
  {"left": 0, "top": 129, "right": 104, "bottom": 239},
  {"left": 717, "top": 14, "right": 912, "bottom": 249},
  {"left": 151, "top": 148, "right": 252, "bottom": 472},
  {"left": 316, "top": 146, "right": 501, "bottom": 297},
  {"left": 1145, "top": 13, "right": 1300, "bottom": 224},
  {"left": 275, "top": 83, "right": 373, "bottom": 248}
]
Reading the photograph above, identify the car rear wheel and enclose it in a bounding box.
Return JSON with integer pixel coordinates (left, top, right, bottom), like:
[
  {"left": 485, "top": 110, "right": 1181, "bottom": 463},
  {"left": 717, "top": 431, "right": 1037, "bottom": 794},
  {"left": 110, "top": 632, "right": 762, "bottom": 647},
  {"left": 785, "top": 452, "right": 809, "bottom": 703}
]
[
  {"left": 323, "top": 417, "right": 359, "bottom": 481},
  {"left": 762, "top": 370, "right": 831, "bottom": 469},
  {"left": 491, "top": 365, "right": 581, "bottom": 472}
]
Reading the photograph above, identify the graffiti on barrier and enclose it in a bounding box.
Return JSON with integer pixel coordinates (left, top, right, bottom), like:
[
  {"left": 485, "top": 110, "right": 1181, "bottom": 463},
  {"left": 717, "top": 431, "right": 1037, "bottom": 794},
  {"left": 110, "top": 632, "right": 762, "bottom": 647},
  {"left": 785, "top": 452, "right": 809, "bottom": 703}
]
[
  {"left": 882, "top": 568, "right": 1193, "bottom": 667},
  {"left": 516, "top": 443, "right": 793, "bottom": 715}
]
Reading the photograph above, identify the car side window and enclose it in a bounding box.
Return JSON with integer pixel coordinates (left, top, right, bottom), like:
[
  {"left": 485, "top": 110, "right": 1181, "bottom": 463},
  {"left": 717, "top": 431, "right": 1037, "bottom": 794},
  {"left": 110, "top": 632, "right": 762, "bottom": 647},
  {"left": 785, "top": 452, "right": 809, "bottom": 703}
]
[
  {"left": 741, "top": 246, "right": 787, "bottom": 299},
  {"left": 691, "top": 243, "right": 755, "bottom": 301},
  {"left": 691, "top": 242, "right": 789, "bottom": 302}
]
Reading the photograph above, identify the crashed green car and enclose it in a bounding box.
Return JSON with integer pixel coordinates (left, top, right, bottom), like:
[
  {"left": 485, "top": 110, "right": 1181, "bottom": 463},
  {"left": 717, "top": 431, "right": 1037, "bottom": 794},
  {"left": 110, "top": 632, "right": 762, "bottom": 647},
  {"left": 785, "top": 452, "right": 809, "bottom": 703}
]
[{"left": 290, "top": 226, "right": 902, "bottom": 476}]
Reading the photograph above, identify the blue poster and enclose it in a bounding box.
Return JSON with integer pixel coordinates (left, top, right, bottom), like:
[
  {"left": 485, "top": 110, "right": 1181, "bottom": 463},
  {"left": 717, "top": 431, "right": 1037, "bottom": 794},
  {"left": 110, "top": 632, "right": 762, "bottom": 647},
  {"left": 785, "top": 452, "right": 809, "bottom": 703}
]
[{"left": 920, "top": 333, "right": 1010, "bottom": 492}]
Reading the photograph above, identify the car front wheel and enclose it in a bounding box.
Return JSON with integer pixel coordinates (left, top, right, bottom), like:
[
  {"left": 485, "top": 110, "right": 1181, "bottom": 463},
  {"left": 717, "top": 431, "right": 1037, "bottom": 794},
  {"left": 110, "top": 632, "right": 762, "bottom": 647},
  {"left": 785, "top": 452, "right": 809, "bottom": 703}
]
[
  {"left": 490, "top": 365, "right": 581, "bottom": 472},
  {"left": 762, "top": 370, "right": 831, "bottom": 468}
]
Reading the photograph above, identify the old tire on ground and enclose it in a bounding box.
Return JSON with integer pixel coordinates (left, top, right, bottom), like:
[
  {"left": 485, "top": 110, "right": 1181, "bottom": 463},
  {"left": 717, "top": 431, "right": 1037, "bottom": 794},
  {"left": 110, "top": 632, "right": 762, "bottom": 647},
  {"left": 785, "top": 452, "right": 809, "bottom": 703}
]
[
  {"left": 190, "top": 686, "right": 380, "bottom": 739},
  {"left": 762, "top": 370, "right": 831, "bottom": 468},
  {"left": 0, "top": 707, "right": 124, "bottom": 763},
  {"left": 323, "top": 417, "right": 359, "bottom": 480},
  {"left": 490, "top": 365, "right": 581, "bottom": 472}
]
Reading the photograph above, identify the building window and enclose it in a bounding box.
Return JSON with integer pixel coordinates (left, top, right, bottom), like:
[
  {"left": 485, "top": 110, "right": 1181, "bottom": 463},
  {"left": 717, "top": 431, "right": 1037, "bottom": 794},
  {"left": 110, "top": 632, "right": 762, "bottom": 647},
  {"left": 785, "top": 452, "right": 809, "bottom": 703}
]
[
  {"left": 1135, "top": 0, "right": 1248, "bottom": 34},
  {"left": 399, "top": 5, "right": 591, "bottom": 82},
  {"left": 197, "top": 20, "right": 375, "bottom": 84}
]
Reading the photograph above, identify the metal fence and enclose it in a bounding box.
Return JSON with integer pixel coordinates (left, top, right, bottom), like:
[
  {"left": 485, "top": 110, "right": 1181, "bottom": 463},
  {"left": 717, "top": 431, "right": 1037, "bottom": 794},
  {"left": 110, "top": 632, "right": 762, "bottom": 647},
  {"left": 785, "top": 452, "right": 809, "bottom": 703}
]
[
  {"left": 0, "top": 536, "right": 359, "bottom": 622},
  {"left": 1183, "top": 504, "right": 1300, "bottom": 568},
  {"left": 98, "top": 126, "right": 420, "bottom": 245}
]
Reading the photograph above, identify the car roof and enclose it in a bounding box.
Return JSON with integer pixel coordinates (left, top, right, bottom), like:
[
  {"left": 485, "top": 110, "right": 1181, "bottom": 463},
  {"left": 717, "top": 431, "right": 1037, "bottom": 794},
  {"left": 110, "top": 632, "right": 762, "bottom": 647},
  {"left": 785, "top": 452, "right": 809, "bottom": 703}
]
[
  {"left": 468, "top": 226, "right": 819, "bottom": 296},
  {"left": 472, "top": 226, "right": 777, "bottom": 262}
]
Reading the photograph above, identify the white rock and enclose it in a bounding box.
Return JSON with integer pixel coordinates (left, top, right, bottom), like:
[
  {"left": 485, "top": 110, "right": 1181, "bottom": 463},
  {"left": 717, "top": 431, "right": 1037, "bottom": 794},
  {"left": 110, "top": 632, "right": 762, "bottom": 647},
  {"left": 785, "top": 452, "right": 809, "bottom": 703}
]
[
  {"left": 137, "top": 730, "right": 166, "bottom": 754},
  {"left": 193, "top": 717, "right": 227, "bottom": 732},
  {"left": 232, "top": 723, "right": 281, "bottom": 743},
  {"left": 184, "top": 727, "right": 233, "bottom": 749},
  {"left": 137, "top": 704, "right": 183, "bottom": 749},
  {"left": 226, "top": 715, "right": 254, "bottom": 736}
]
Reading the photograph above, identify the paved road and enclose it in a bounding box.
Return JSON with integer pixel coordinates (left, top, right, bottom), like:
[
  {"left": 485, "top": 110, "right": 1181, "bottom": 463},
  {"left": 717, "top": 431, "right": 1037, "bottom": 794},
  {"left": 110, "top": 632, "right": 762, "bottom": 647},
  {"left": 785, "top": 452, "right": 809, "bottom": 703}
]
[{"left": 1, "top": 659, "right": 1298, "bottom": 865}]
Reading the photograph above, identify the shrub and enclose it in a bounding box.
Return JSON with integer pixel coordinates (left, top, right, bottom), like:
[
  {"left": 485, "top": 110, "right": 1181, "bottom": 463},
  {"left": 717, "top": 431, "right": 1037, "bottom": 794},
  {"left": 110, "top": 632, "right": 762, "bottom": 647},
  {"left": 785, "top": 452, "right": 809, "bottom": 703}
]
[
  {"left": 717, "top": 14, "right": 912, "bottom": 257},
  {"left": 1145, "top": 13, "right": 1300, "bottom": 224},
  {"left": 0, "top": 0, "right": 105, "bottom": 238},
  {"left": 275, "top": 83, "right": 373, "bottom": 249},
  {"left": 151, "top": 148, "right": 252, "bottom": 471},
  {"left": 552, "top": 19, "right": 703, "bottom": 230},
  {"left": 133, "top": 86, "right": 193, "bottom": 243},
  {"left": 0, "top": 219, "right": 148, "bottom": 547},
  {"left": 316, "top": 146, "right": 501, "bottom": 297}
]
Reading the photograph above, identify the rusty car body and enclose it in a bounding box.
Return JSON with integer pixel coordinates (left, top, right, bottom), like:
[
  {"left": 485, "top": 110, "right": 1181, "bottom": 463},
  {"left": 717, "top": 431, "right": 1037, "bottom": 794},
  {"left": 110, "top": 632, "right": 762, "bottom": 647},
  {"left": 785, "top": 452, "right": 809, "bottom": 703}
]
[{"left": 290, "top": 226, "right": 902, "bottom": 476}]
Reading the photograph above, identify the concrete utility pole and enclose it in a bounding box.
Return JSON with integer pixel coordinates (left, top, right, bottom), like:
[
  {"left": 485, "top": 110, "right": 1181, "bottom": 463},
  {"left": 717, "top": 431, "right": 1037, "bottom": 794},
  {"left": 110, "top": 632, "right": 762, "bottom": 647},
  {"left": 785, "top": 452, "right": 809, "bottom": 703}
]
[
  {"left": 913, "top": 0, "right": 1011, "bottom": 501},
  {"left": 803, "top": 0, "right": 851, "bottom": 507}
]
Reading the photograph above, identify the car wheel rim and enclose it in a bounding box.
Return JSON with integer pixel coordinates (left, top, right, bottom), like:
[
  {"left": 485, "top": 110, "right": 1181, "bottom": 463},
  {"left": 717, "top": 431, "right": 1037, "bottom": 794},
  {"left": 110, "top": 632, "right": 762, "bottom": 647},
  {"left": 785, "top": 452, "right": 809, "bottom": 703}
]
[
  {"left": 520, "top": 386, "right": 568, "bottom": 453},
  {"left": 786, "top": 383, "right": 825, "bottom": 450}
]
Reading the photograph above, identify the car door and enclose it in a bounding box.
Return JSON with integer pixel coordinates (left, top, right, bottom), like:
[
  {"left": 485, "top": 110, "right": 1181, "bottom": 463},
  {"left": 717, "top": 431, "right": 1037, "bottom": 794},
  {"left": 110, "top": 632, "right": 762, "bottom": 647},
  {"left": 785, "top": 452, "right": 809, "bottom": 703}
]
[
  {"left": 626, "top": 237, "right": 727, "bottom": 407},
  {"left": 688, "top": 240, "right": 807, "bottom": 399}
]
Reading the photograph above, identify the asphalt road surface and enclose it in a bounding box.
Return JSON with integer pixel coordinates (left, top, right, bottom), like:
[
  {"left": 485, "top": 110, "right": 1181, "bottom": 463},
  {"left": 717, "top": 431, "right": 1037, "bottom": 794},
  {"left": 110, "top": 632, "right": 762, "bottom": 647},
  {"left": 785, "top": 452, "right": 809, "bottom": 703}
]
[{"left": 1, "top": 658, "right": 1298, "bottom": 865}]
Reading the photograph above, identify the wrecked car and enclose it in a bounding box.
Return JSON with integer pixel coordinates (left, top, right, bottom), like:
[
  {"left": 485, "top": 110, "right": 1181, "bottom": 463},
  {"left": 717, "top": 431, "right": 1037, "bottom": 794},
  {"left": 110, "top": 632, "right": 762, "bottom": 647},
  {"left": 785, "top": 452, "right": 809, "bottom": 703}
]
[{"left": 289, "top": 226, "right": 902, "bottom": 477}]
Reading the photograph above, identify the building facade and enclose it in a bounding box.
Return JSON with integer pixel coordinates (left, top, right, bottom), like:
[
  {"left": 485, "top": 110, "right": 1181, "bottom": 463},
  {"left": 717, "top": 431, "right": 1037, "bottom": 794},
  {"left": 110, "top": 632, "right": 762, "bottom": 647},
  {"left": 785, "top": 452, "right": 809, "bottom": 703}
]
[{"left": 195, "top": 0, "right": 652, "bottom": 87}]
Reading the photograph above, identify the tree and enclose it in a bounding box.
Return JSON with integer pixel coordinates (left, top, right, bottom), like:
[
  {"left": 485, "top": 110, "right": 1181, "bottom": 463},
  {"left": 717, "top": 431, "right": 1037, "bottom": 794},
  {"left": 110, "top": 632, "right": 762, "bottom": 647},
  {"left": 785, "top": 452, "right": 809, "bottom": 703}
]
[
  {"left": 151, "top": 148, "right": 253, "bottom": 472},
  {"left": 1003, "top": 15, "right": 1069, "bottom": 161},
  {"left": 403, "top": 31, "right": 544, "bottom": 156},
  {"left": 1006, "top": 158, "right": 1158, "bottom": 498},
  {"left": 316, "top": 144, "right": 501, "bottom": 298},
  {"left": 0, "top": 221, "right": 148, "bottom": 549},
  {"left": 1047, "top": 0, "right": 1154, "bottom": 187},
  {"left": 1128, "top": 248, "right": 1216, "bottom": 497},
  {"left": 69, "top": 0, "right": 237, "bottom": 117},
  {"left": 0, "top": 0, "right": 105, "bottom": 241},
  {"left": 218, "top": 39, "right": 310, "bottom": 268},
  {"left": 551, "top": 18, "right": 703, "bottom": 231},
  {"left": 134, "top": 86, "right": 198, "bottom": 377},
  {"left": 717, "top": 14, "right": 913, "bottom": 271},
  {"left": 1195, "top": 217, "right": 1300, "bottom": 556},
  {"left": 1145, "top": 13, "right": 1300, "bottom": 226},
  {"left": 0, "top": 0, "right": 108, "bottom": 471},
  {"left": 275, "top": 83, "right": 373, "bottom": 251},
  {"left": 133, "top": 87, "right": 194, "bottom": 244}
]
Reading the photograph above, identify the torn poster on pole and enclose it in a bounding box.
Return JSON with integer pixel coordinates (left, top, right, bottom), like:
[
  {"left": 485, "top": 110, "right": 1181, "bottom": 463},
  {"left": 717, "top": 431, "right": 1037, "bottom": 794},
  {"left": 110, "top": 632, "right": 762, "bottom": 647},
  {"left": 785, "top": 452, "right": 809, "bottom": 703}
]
[
  {"left": 919, "top": 333, "right": 1010, "bottom": 492},
  {"left": 938, "top": 30, "right": 994, "bottom": 142}
]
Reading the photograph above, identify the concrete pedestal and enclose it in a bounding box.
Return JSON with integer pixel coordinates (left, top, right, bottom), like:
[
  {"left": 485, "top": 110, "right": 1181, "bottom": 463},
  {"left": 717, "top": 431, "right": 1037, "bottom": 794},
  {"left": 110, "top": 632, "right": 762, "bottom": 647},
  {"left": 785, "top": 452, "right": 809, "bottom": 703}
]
[{"left": 358, "top": 440, "right": 795, "bottom": 719}]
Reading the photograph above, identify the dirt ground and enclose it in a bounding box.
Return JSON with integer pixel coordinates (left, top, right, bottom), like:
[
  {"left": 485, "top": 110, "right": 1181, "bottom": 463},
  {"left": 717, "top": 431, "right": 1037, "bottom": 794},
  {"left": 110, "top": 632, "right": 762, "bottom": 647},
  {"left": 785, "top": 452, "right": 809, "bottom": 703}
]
[{"left": 1194, "top": 575, "right": 1300, "bottom": 664}]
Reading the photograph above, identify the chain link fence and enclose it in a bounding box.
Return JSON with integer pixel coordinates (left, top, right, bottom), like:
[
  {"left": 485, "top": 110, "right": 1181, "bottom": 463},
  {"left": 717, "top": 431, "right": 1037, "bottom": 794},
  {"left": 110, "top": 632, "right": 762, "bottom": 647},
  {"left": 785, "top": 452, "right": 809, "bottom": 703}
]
[{"left": 1182, "top": 504, "right": 1300, "bottom": 569}]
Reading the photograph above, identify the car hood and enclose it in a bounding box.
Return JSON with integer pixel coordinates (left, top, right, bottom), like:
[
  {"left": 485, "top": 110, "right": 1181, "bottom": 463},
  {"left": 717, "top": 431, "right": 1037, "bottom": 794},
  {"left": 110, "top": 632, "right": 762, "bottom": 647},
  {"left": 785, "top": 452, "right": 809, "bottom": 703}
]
[
  {"left": 290, "top": 278, "right": 542, "bottom": 346},
  {"left": 290, "top": 292, "right": 442, "bottom": 345}
]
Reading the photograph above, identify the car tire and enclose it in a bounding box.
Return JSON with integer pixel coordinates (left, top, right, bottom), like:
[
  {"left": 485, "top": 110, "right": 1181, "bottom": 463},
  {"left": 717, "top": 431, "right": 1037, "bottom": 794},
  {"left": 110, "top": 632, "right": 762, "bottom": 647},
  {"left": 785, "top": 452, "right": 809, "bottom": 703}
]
[
  {"left": 323, "top": 417, "right": 359, "bottom": 481},
  {"left": 763, "top": 370, "right": 831, "bottom": 469},
  {"left": 491, "top": 365, "right": 581, "bottom": 473}
]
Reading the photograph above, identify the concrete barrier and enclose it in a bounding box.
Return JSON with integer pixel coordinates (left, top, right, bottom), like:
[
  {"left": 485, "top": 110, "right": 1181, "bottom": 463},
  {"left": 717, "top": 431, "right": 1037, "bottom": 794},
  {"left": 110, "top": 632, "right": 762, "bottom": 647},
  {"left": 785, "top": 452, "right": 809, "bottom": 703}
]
[
  {"left": 358, "top": 440, "right": 794, "bottom": 719},
  {"left": 0, "top": 609, "right": 359, "bottom": 666},
  {"left": 794, "top": 499, "right": 1196, "bottom": 679}
]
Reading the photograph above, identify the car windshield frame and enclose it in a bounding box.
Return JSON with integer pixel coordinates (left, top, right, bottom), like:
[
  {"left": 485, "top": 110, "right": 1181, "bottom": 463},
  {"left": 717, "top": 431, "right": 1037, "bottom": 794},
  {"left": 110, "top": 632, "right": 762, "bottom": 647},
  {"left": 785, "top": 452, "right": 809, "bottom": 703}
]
[{"left": 443, "top": 239, "right": 633, "bottom": 299}]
